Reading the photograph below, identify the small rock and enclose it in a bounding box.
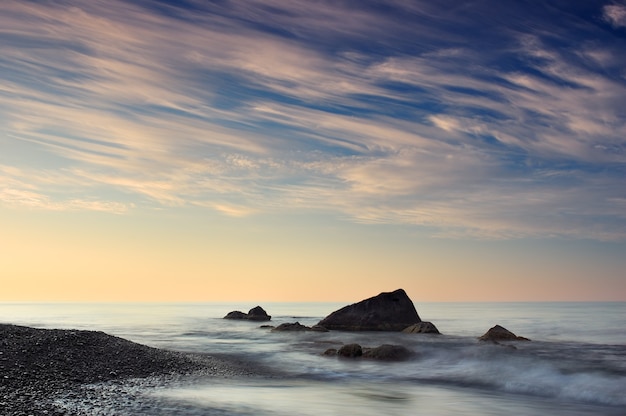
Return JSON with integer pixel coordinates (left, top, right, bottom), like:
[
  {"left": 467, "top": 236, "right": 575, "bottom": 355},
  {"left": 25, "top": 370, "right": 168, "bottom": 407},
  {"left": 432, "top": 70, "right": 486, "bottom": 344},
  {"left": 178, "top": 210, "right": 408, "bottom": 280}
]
[
  {"left": 271, "top": 322, "right": 312, "bottom": 332},
  {"left": 362, "top": 344, "right": 413, "bottom": 361},
  {"left": 223, "top": 311, "right": 248, "bottom": 320},
  {"left": 337, "top": 343, "right": 363, "bottom": 358},
  {"left": 478, "top": 325, "right": 530, "bottom": 342},
  {"left": 246, "top": 306, "right": 271, "bottom": 321},
  {"left": 311, "top": 325, "right": 329, "bottom": 332},
  {"left": 223, "top": 306, "right": 271, "bottom": 321},
  {"left": 402, "top": 322, "right": 440, "bottom": 334}
]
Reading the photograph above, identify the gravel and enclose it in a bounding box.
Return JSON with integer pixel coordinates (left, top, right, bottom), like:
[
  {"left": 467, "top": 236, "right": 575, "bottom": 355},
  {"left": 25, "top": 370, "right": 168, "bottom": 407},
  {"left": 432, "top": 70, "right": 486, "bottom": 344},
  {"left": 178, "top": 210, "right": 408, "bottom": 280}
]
[{"left": 0, "top": 323, "right": 269, "bottom": 415}]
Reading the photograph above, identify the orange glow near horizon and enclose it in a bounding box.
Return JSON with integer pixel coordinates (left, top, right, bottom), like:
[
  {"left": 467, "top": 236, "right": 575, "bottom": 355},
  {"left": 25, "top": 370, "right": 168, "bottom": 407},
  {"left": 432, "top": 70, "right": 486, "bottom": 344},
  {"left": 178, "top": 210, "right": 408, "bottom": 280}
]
[{"left": 2, "top": 209, "right": 624, "bottom": 303}]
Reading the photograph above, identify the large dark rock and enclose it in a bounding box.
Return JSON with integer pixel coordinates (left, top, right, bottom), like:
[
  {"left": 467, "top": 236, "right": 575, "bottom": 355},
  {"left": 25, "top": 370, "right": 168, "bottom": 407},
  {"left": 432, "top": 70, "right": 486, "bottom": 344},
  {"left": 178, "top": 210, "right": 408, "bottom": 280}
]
[
  {"left": 224, "top": 306, "right": 271, "bottom": 321},
  {"left": 402, "top": 322, "right": 440, "bottom": 334},
  {"left": 317, "top": 289, "right": 421, "bottom": 331},
  {"left": 478, "top": 325, "right": 530, "bottom": 342}
]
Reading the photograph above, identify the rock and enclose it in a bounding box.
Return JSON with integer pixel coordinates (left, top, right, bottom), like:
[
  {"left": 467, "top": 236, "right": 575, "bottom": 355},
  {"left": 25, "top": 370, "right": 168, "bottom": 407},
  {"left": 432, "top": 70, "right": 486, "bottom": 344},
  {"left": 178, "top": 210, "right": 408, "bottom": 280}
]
[
  {"left": 362, "top": 344, "right": 413, "bottom": 361},
  {"left": 246, "top": 306, "right": 271, "bottom": 321},
  {"left": 317, "top": 289, "right": 421, "bottom": 331},
  {"left": 223, "top": 306, "right": 271, "bottom": 321},
  {"left": 402, "top": 322, "right": 440, "bottom": 334},
  {"left": 327, "top": 343, "right": 413, "bottom": 361},
  {"left": 337, "top": 343, "right": 363, "bottom": 358},
  {"left": 223, "top": 311, "right": 248, "bottom": 320},
  {"left": 271, "top": 322, "right": 312, "bottom": 332},
  {"left": 478, "top": 325, "right": 530, "bottom": 342},
  {"left": 311, "top": 325, "right": 329, "bottom": 332}
]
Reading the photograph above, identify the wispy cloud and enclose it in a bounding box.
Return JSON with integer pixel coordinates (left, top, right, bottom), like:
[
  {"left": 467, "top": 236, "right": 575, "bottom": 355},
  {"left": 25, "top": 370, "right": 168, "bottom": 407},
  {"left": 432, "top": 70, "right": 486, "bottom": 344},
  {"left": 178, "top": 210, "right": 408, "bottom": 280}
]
[
  {"left": 603, "top": 4, "right": 626, "bottom": 28},
  {"left": 1, "top": 0, "right": 625, "bottom": 240}
]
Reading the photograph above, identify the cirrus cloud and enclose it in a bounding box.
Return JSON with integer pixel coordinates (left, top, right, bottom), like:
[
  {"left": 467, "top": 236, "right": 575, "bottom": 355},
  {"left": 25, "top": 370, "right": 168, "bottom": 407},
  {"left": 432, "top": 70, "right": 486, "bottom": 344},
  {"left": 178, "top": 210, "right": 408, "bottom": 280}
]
[{"left": 0, "top": 0, "right": 625, "bottom": 241}]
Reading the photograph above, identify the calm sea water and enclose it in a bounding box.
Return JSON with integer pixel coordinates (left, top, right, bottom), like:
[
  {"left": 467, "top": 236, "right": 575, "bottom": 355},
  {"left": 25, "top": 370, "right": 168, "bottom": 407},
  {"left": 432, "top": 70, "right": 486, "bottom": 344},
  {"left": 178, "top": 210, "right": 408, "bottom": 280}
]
[{"left": 1, "top": 301, "right": 625, "bottom": 415}]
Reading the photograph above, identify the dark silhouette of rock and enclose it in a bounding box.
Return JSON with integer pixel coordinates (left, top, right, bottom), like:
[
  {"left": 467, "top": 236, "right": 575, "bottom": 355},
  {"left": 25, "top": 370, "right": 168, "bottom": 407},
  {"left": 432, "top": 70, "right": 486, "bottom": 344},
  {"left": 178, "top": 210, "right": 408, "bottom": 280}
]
[
  {"left": 337, "top": 343, "right": 363, "bottom": 358},
  {"left": 362, "top": 344, "right": 413, "bottom": 361},
  {"left": 224, "top": 311, "right": 248, "bottom": 320},
  {"left": 311, "top": 325, "right": 330, "bottom": 332},
  {"left": 317, "top": 289, "right": 421, "bottom": 331},
  {"left": 224, "top": 306, "right": 271, "bottom": 321},
  {"left": 326, "top": 343, "right": 413, "bottom": 361},
  {"left": 402, "top": 322, "right": 440, "bottom": 334},
  {"left": 271, "top": 322, "right": 311, "bottom": 332},
  {"left": 246, "top": 306, "right": 271, "bottom": 321},
  {"left": 478, "top": 325, "right": 530, "bottom": 342}
]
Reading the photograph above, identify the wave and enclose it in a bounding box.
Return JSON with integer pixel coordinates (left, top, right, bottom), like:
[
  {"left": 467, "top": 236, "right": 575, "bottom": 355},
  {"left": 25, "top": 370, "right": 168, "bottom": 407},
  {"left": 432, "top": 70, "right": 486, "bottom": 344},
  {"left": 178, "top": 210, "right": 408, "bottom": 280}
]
[
  {"left": 266, "top": 335, "right": 626, "bottom": 408},
  {"left": 406, "top": 352, "right": 626, "bottom": 406}
]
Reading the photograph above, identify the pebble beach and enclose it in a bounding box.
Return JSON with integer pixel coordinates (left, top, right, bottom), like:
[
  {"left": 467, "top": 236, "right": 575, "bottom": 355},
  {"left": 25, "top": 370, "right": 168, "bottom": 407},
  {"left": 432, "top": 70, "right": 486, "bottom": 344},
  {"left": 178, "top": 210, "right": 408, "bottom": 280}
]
[{"left": 0, "top": 323, "right": 267, "bottom": 415}]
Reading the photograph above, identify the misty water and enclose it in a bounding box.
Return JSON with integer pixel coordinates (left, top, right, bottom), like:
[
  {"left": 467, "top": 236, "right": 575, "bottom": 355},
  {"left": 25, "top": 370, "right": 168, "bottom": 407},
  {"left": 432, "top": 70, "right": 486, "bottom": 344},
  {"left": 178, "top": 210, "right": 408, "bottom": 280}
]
[{"left": 1, "top": 301, "right": 625, "bottom": 415}]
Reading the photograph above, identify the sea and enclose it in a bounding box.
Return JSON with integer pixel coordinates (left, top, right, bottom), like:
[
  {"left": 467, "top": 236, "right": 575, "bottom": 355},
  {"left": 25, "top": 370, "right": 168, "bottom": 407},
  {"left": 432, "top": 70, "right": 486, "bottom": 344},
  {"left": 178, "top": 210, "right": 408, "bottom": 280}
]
[{"left": 1, "top": 301, "right": 625, "bottom": 415}]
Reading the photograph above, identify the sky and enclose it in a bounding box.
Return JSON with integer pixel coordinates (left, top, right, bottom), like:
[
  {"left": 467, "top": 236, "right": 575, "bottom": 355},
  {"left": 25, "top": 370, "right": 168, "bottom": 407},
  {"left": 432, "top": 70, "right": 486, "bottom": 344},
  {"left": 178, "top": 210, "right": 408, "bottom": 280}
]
[{"left": 1, "top": 0, "right": 625, "bottom": 302}]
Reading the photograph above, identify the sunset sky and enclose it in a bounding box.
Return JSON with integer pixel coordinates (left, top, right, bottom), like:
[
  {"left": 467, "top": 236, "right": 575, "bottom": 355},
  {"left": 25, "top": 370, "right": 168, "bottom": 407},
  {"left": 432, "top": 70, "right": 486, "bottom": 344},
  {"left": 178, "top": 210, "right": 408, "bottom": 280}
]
[{"left": 1, "top": 0, "right": 625, "bottom": 302}]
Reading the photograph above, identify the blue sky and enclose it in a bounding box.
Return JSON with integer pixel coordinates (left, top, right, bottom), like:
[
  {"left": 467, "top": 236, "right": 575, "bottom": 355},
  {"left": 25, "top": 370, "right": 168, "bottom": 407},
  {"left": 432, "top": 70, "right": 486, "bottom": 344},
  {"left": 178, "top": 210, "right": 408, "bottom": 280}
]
[{"left": 1, "top": 1, "right": 625, "bottom": 301}]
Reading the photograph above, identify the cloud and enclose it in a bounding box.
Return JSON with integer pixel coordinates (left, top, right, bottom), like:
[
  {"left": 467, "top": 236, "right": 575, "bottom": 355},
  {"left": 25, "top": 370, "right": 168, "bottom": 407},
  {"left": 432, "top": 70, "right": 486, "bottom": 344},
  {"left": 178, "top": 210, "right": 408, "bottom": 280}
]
[
  {"left": 0, "top": 186, "right": 131, "bottom": 214},
  {"left": 0, "top": 0, "right": 625, "bottom": 241},
  {"left": 208, "top": 203, "right": 257, "bottom": 218},
  {"left": 0, "top": 166, "right": 132, "bottom": 213},
  {"left": 603, "top": 4, "right": 626, "bottom": 28}
]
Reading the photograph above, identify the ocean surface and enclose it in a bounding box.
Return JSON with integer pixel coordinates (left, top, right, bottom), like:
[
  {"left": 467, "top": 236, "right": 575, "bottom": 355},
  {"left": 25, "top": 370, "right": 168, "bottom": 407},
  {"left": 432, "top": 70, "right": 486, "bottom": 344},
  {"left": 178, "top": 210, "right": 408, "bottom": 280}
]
[{"left": 1, "top": 301, "right": 625, "bottom": 415}]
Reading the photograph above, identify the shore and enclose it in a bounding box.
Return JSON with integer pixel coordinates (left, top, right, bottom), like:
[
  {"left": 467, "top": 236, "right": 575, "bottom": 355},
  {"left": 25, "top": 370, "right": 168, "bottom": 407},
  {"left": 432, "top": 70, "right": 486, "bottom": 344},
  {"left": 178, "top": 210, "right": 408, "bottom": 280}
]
[{"left": 0, "top": 323, "right": 268, "bottom": 415}]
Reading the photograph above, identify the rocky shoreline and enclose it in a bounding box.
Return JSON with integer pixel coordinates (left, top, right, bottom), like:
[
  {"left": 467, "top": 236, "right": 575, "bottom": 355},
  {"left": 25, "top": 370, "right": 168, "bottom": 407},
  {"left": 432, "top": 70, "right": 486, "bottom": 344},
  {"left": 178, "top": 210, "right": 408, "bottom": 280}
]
[
  {"left": 0, "top": 323, "right": 269, "bottom": 416},
  {"left": 2, "top": 290, "right": 532, "bottom": 414}
]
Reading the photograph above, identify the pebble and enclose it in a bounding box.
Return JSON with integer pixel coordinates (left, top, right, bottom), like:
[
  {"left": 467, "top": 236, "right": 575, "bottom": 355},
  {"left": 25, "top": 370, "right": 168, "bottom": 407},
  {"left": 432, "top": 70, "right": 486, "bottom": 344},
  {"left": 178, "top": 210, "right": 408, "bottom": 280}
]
[{"left": 0, "top": 323, "right": 269, "bottom": 415}]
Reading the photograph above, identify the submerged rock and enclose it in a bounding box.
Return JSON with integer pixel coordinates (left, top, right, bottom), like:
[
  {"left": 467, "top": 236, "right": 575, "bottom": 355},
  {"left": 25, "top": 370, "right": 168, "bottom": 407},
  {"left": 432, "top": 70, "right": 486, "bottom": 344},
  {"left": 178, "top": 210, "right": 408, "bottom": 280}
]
[
  {"left": 311, "top": 325, "right": 330, "bottom": 332},
  {"left": 317, "top": 289, "right": 421, "bottom": 331},
  {"left": 478, "top": 325, "right": 530, "bottom": 342},
  {"left": 326, "top": 343, "right": 413, "bottom": 361},
  {"left": 337, "top": 343, "right": 363, "bottom": 358},
  {"left": 271, "top": 322, "right": 311, "bottom": 332},
  {"left": 323, "top": 348, "right": 338, "bottom": 356},
  {"left": 362, "top": 344, "right": 413, "bottom": 361},
  {"left": 270, "top": 322, "right": 329, "bottom": 332},
  {"left": 224, "top": 306, "right": 271, "bottom": 321},
  {"left": 402, "top": 322, "right": 440, "bottom": 334}
]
